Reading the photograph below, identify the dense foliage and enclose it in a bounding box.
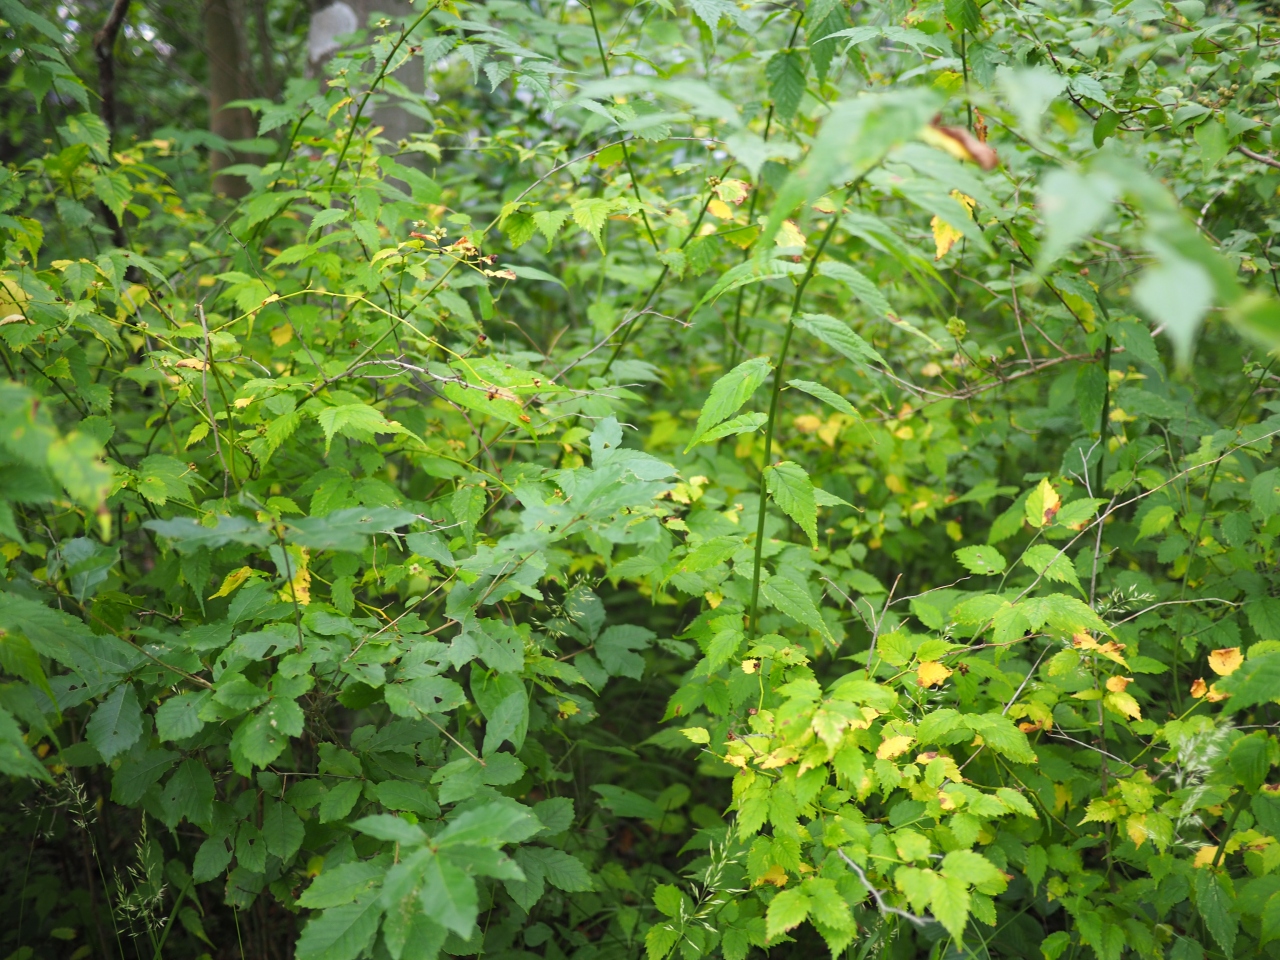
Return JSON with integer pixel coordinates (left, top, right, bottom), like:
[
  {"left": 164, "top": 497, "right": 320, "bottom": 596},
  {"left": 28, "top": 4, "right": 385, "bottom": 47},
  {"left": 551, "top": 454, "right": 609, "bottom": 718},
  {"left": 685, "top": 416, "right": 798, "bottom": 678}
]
[{"left": 5, "top": 0, "right": 1280, "bottom": 958}]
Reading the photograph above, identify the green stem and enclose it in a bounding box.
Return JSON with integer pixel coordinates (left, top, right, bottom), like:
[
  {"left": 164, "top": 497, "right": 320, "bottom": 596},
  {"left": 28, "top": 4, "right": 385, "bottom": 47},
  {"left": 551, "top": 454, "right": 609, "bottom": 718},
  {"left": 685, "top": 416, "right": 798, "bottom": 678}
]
[
  {"left": 327, "top": 5, "right": 438, "bottom": 190},
  {"left": 1095, "top": 334, "right": 1112, "bottom": 498},
  {"left": 746, "top": 186, "right": 853, "bottom": 639},
  {"left": 587, "top": 0, "right": 659, "bottom": 250}
]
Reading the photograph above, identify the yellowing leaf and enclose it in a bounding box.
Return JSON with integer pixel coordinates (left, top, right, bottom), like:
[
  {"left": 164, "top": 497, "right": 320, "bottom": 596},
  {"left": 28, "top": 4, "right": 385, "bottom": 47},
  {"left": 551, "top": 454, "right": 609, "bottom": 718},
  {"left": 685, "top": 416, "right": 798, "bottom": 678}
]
[
  {"left": 1193, "top": 846, "right": 1219, "bottom": 868},
  {"left": 714, "top": 178, "right": 750, "bottom": 205},
  {"left": 917, "top": 661, "right": 953, "bottom": 688},
  {"left": 1104, "top": 690, "right": 1141, "bottom": 721},
  {"left": 1025, "top": 477, "right": 1061, "bottom": 528},
  {"left": 1208, "top": 647, "right": 1243, "bottom": 676},
  {"left": 877, "top": 735, "right": 915, "bottom": 760},
  {"left": 1105, "top": 675, "right": 1132, "bottom": 693},
  {"left": 930, "top": 191, "right": 976, "bottom": 260},
  {"left": 270, "top": 323, "right": 294, "bottom": 346},
  {"left": 1190, "top": 677, "right": 1208, "bottom": 699},
  {"left": 776, "top": 219, "right": 806, "bottom": 250},
  {"left": 278, "top": 546, "right": 311, "bottom": 606},
  {"left": 932, "top": 217, "right": 964, "bottom": 260},
  {"left": 707, "top": 198, "right": 735, "bottom": 220},
  {"left": 210, "top": 566, "right": 254, "bottom": 599}
]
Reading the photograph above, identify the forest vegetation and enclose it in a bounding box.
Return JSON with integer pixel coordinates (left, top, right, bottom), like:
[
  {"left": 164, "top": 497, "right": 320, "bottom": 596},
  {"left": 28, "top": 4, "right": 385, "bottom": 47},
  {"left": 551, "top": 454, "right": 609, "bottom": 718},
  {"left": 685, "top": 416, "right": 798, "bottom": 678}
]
[{"left": 3, "top": 0, "right": 1280, "bottom": 959}]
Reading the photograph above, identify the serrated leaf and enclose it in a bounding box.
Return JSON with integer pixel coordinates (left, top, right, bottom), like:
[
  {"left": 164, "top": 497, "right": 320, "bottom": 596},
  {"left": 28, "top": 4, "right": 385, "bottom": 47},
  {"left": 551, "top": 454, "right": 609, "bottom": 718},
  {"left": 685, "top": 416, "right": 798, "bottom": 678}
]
[
  {"left": 694, "top": 258, "right": 806, "bottom": 311},
  {"left": 817, "top": 261, "right": 893, "bottom": 318},
  {"left": 954, "top": 545, "right": 1006, "bottom": 575},
  {"left": 766, "top": 51, "right": 807, "bottom": 120},
  {"left": 762, "top": 574, "right": 831, "bottom": 641},
  {"left": 766, "top": 461, "right": 818, "bottom": 547},
  {"left": 295, "top": 894, "right": 383, "bottom": 960},
  {"left": 686, "top": 357, "right": 772, "bottom": 450},
  {"left": 86, "top": 683, "right": 142, "bottom": 762},
  {"left": 571, "top": 197, "right": 613, "bottom": 252},
  {"left": 1022, "top": 544, "right": 1081, "bottom": 591},
  {"left": 765, "top": 886, "right": 811, "bottom": 939},
  {"left": 794, "top": 313, "right": 887, "bottom": 369},
  {"left": 786, "top": 378, "right": 860, "bottom": 420}
]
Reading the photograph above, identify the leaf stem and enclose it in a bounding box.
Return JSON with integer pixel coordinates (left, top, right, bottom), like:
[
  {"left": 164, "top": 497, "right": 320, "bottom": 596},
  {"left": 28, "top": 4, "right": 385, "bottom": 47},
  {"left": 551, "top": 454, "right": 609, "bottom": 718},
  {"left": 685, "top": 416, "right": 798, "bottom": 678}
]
[{"left": 746, "top": 183, "right": 855, "bottom": 639}]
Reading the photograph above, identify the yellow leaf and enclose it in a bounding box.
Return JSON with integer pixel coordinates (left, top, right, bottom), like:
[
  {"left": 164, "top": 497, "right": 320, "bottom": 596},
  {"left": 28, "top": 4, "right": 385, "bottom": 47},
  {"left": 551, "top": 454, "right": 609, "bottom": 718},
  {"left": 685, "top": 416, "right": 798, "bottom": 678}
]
[
  {"left": 793, "top": 414, "right": 823, "bottom": 434},
  {"left": 1208, "top": 647, "right": 1243, "bottom": 676},
  {"left": 1105, "top": 675, "right": 1133, "bottom": 693},
  {"left": 707, "top": 198, "right": 735, "bottom": 220},
  {"left": 1104, "top": 690, "right": 1142, "bottom": 721},
  {"left": 278, "top": 546, "right": 311, "bottom": 606},
  {"left": 270, "top": 323, "right": 294, "bottom": 346},
  {"left": 1193, "top": 846, "right": 1219, "bottom": 868},
  {"left": 876, "top": 735, "right": 915, "bottom": 760},
  {"left": 1026, "top": 477, "right": 1061, "bottom": 528},
  {"left": 755, "top": 864, "right": 789, "bottom": 888},
  {"left": 1127, "top": 815, "right": 1148, "bottom": 847},
  {"left": 174, "top": 358, "right": 209, "bottom": 371},
  {"left": 741, "top": 659, "right": 759, "bottom": 674},
  {"left": 930, "top": 191, "right": 976, "bottom": 260},
  {"left": 916, "top": 661, "right": 953, "bottom": 688},
  {"left": 1190, "top": 677, "right": 1208, "bottom": 699},
  {"left": 931, "top": 216, "right": 963, "bottom": 260},
  {"left": 210, "top": 566, "right": 253, "bottom": 599}
]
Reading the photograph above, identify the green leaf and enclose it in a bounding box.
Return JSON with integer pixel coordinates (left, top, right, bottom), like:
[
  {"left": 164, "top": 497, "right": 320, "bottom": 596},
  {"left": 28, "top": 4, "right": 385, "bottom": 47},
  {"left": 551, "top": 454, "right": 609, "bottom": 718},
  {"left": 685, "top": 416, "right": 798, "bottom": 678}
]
[
  {"left": 766, "top": 461, "right": 818, "bottom": 547},
  {"left": 596, "top": 624, "right": 654, "bottom": 679},
  {"left": 351, "top": 814, "right": 428, "bottom": 846},
  {"left": 693, "top": 258, "right": 806, "bottom": 311},
  {"left": 817, "top": 261, "right": 893, "bottom": 318},
  {"left": 930, "top": 873, "right": 971, "bottom": 941},
  {"left": 318, "top": 780, "right": 364, "bottom": 824},
  {"left": 942, "top": 850, "right": 1006, "bottom": 893},
  {"left": 1218, "top": 652, "right": 1280, "bottom": 710},
  {"left": 1022, "top": 544, "right": 1082, "bottom": 592},
  {"left": 1193, "top": 869, "right": 1238, "bottom": 959},
  {"left": 794, "top": 313, "right": 887, "bottom": 370},
  {"left": 0, "top": 705, "right": 50, "bottom": 781},
  {"left": 766, "top": 51, "right": 806, "bottom": 121},
  {"left": 786, "top": 379, "right": 860, "bottom": 418},
  {"left": 295, "top": 895, "right": 384, "bottom": 960},
  {"left": 570, "top": 198, "right": 613, "bottom": 252},
  {"left": 762, "top": 574, "right": 831, "bottom": 641},
  {"left": 155, "top": 691, "right": 209, "bottom": 741},
  {"left": 765, "top": 887, "right": 811, "bottom": 939},
  {"left": 299, "top": 862, "right": 385, "bottom": 909},
  {"left": 86, "top": 683, "right": 142, "bottom": 762},
  {"left": 48, "top": 431, "right": 112, "bottom": 505},
  {"left": 526, "top": 847, "right": 592, "bottom": 891},
  {"left": 944, "top": 0, "right": 982, "bottom": 31},
  {"left": 593, "top": 785, "right": 664, "bottom": 819},
  {"left": 158, "top": 759, "right": 214, "bottom": 825},
  {"left": 437, "top": 801, "right": 541, "bottom": 847},
  {"left": 316, "top": 404, "right": 407, "bottom": 455},
  {"left": 419, "top": 854, "right": 479, "bottom": 938},
  {"left": 92, "top": 169, "right": 132, "bottom": 220},
  {"left": 954, "top": 545, "right": 1006, "bottom": 575},
  {"left": 963, "top": 713, "right": 1036, "bottom": 763},
  {"left": 1037, "top": 169, "right": 1117, "bottom": 268},
  {"left": 262, "top": 800, "right": 305, "bottom": 861},
  {"left": 686, "top": 357, "right": 772, "bottom": 451},
  {"left": 385, "top": 676, "right": 468, "bottom": 718},
  {"left": 691, "top": 411, "right": 768, "bottom": 445}
]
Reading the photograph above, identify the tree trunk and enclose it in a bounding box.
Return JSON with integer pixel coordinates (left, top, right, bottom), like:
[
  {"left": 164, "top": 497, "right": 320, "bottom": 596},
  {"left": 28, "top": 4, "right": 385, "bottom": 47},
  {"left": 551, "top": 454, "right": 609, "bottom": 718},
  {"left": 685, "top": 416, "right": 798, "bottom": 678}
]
[
  {"left": 307, "top": 0, "right": 424, "bottom": 148},
  {"left": 204, "top": 0, "right": 254, "bottom": 198}
]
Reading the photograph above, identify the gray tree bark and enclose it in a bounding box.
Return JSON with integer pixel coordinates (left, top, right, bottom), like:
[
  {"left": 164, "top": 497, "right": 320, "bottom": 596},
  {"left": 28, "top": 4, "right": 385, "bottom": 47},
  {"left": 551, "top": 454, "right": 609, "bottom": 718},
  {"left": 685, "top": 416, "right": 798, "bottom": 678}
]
[{"left": 307, "top": 0, "right": 425, "bottom": 148}]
